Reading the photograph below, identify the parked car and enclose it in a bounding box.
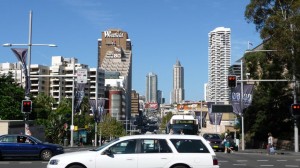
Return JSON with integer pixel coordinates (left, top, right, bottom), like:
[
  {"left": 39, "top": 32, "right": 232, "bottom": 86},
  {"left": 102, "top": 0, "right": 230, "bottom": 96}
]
[
  {"left": 0, "top": 134, "right": 64, "bottom": 160},
  {"left": 203, "top": 133, "right": 225, "bottom": 152},
  {"left": 48, "top": 134, "right": 219, "bottom": 168}
]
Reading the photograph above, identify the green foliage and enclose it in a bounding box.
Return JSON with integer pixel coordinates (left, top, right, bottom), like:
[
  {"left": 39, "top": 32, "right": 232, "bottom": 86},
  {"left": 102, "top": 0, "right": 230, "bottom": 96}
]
[
  {"left": 99, "top": 114, "right": 126, "bottom": 140},
  {"left": 0, "top": 73, "right": 25, "bottom": 120},
  {"left": 243, "top": 0, "right": 300, "bottom": 146},
  {"left": 160, "top": 112, "right": 173, "bottom": 130}
]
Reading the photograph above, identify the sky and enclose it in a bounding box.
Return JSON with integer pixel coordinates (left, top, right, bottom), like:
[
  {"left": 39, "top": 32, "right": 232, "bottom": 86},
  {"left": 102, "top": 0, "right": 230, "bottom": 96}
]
[{"left": 0, "top": 0, "right": 261, "bottom": 103}]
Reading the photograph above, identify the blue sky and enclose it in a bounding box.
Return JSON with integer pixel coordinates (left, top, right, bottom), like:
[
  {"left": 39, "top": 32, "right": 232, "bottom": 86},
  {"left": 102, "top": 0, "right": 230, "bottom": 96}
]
[{"left": 0, "top": 0, "right": 261, "bottom": 103}]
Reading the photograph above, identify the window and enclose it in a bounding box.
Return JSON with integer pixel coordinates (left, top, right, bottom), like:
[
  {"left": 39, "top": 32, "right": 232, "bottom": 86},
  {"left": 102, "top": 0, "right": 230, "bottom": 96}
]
[
  {"left": 170, "top": 139, "right": 209, "bottom": 153},
  {"left": 141, "top": 139, "right": 172, "bottom": 153},
  {"left": 0, "top": 136, "right": 17, "bottom": 143},
  {"left": 109, "top": 139, "right": 137, "bottom": 154}
]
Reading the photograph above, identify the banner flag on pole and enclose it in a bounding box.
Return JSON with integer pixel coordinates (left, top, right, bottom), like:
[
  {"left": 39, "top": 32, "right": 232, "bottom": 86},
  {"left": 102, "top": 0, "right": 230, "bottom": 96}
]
[
  {"left": 74, "top": 83, "right": 86, "bottom": 113},
  {"left": 11, "top": 48, "right": 30, "bottom": 96},
  {"left": 207, "top": 102, "right": 223, "bottom": 125},
  {"left": 89, "top": 98, "right": 106, "bottom": 123},
  {"left": 231, "top": 84, "right": 254, "bottom": 116}
]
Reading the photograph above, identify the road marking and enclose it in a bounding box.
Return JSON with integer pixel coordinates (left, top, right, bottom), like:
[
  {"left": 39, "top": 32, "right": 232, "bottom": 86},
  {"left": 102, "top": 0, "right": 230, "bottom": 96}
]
[
  {"left": 285, "top": 165, "right": 299, "bottom": 167},
  {"left": 296, "top": 159, "right": 300, "bottom": 161},
  {"left": 0, "top": 162, "right": 9, "bottom": 164},
  {"left": 19, "top": 162, "right": 32, "bottom": 164},
  {"left": 277, "top": 160, "right": 287, "bottom": 161},
  {"left": 257, "top": 160, "right": 269, "bottom": 162},
  {"left": 237, "top": 160, "right": 248, "bottom": 162},
  {"left": 233, "top": 163, "right": 246, "bottom": 166},
  {"left": 260, "top": 165, "right": 274, "bottom": 167},
  {"left": 218, "top": 160, "right": 228, "bottom": 162}
]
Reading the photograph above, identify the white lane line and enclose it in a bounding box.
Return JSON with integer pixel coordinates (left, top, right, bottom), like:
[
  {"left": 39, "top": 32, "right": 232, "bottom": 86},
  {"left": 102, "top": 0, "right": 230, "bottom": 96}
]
[
  {"left": 285, "top": 165, "right": 299, "bottom": 167},
  {"left": 218, "top": 160, "right": 228, "bottom": 162},
  {"left": 260, "top": 165, "right": 274, "bottom": 167},
  {"left": 237, "top": 160, "right": 248, "bottom": 162},
  {"left": 19, "top": 162, "right": 32, "bottom": 164},
  {"left": 257, "top": 160, "right": 269, "bottom": 162},
  {"left": 233, "top": 163, "right": 247, "bottom": 166},
  {"left": 277, "top": 160, "right": 287, "bottom": 161},
  {"left": 296, "top": 159, "right": 300, "bottom": 161},
  {"left": 0, "top": 162, "right": 9, "bottom": 164}
]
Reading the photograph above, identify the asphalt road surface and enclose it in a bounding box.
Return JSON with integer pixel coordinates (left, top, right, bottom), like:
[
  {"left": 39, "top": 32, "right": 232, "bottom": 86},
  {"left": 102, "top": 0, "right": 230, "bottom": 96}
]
[{"left": 0, "top": 148, "right": 299, "bottom": 168}]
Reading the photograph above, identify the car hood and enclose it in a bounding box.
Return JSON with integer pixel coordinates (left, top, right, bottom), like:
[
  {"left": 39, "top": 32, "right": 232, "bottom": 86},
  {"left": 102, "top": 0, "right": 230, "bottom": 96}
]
[
  {"left": 51, "top": 150, "right": 97, "bottom": 160},
  {"left": 40, "top": 142, "right": 63, "bottom": 148}
]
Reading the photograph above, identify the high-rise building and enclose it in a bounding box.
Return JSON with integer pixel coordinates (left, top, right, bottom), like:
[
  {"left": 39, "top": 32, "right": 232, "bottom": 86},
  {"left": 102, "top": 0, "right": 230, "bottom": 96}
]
[
  {"left": 145, "top": 72, "right": 158, "bottom": 103},
  {"left": 98, "top": 29, "right": 132, "bottom": 120},
  {"left": 208, "top": 27, "right": 231, "bottom": 103},
  {"left": 0, "top": 56, "right": 105, "bottom": 109},
  {"left": 172, "top": 59, "right": 185, "bottom": 103}
]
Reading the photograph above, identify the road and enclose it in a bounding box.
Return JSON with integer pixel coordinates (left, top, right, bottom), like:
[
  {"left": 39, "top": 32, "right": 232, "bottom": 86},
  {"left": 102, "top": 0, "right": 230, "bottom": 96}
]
[
  {"left": 216, "top": 151, "right": 300, "bottom": 168},
  {"left": 0, "top": 148, "right": 299, "bottom": 168}
]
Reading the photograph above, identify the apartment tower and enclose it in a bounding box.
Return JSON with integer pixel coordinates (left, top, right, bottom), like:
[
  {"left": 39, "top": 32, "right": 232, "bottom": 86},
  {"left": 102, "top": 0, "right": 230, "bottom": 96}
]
[
  {"left": 172, "top": 59, "right": 185, "bottom": 104},
  {"left": 208, "top": 27, "right": 231, "bottom": 103}
]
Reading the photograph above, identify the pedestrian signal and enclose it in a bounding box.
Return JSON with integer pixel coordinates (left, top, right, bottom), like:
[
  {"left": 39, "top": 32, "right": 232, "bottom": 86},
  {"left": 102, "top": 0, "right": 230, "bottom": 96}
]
[
  {"left": 291, "top": 104, "right": 300, "bottom": 116},
  {"left": 227, "top": 75, "right": 237, "bottom": 87},
  {"left": 22, "top": 100, "right": 32, "bottom": 113}
]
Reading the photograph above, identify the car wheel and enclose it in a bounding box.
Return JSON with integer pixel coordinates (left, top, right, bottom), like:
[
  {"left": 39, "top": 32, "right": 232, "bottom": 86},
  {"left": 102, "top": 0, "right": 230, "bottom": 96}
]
[
  {"left": 40, "top": 149, "right": 53, "bottom": 161},
  {"left": 68, "top": 164, "right": 85, "bottom": 168}
]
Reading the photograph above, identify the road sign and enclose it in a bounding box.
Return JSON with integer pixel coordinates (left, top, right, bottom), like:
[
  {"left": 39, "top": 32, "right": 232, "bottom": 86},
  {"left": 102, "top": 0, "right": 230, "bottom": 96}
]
[
  {"left": 211, "top": 104, "right": 233, "bottom": 113},
  {"left": 77, "top": 69, "right": 87, "bottom": 84}
]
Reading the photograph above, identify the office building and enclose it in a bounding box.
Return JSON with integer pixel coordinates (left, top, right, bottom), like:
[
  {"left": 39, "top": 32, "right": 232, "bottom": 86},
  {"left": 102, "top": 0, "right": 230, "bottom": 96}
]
[
  {"left": 172, "top": 59, "right": 185, "bottom": 103},
  {"left": 208, "top": 27, "right": 231, "bottom": 103},
  {"left": 98, "top": 29, "right": 133, "bottom": 120},
  {"left": 145, "top": 72, "right": 158, "bottom": 103}
]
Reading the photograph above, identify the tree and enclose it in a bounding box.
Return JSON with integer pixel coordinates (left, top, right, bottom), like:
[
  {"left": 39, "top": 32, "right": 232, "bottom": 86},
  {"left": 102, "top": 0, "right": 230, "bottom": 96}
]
[
  {"left": 0, "top": 73, "right": 25, "bottom": 120},
  {"left": 244, "top": 0, "right": 300, "bottom": 146},
  {"left": 160, "top": 112, "right": 173, "bottom": 131},
  {"left": 99, "top": 114, "right": 125, "bottom": 140},
  {"left": 44, "top": 97, "right": 72, "bottom": 143},
  {"left": 32, "top": 93, "right": 55, "bottom": 125}
]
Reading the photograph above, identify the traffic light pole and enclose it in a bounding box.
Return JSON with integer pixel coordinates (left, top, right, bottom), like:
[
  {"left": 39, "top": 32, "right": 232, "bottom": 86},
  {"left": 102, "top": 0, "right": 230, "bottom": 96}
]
[{"left": 237, "top": 78, "right": 298, "bottom": 152}]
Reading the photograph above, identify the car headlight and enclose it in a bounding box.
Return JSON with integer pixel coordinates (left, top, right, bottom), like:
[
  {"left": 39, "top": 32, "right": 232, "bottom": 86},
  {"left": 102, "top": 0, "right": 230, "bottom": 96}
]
[
  {"left": 49, "top": 159, "right": 60, "bottom": 165},
  {"left": 57, "top": 147, "right": 63, "bottom": 151}
]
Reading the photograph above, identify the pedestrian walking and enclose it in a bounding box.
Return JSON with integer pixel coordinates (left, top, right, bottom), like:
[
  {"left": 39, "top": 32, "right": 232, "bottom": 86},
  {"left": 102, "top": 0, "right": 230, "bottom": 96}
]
[{"left": 267, "top": 133, "right": 274, "bottom": 155}]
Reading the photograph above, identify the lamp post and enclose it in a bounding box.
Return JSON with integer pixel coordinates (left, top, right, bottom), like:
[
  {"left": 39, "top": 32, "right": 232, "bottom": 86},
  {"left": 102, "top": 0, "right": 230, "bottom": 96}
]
[
  {"left": 2, "top": 10, "right": 56, "bottom": 136},
  {"left": 3, "top": 11, "right": 57, "bottom": 97}
]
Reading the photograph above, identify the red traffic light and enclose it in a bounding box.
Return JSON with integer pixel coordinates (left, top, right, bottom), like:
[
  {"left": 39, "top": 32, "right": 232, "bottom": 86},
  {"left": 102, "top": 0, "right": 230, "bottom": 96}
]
[
  {"left": 22, "top": 100, "right": 32, "bottom": 113},
  {"left": 291, "top": 104, "right": 300, "bottom": 116},
  {"left": 227, "top": 75, "right": 237, "bottom": 87}
]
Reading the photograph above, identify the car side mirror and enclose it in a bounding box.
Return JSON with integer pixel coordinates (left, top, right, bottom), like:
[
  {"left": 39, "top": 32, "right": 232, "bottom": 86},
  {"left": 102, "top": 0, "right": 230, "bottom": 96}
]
[{"left": 103, "top": 149, "right": 113, "bottom": 156}]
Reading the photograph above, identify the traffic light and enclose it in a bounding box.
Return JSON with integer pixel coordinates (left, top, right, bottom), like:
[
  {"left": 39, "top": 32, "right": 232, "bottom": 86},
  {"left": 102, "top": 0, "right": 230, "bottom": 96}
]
[
  {"left": 228, "top": 75, "right": 237, "bottom": 87},
  {"left": 22, "top": 100, "right": 32, "bottom": 113},
  {"left": 291, "top": 104, "right": 300, "bottom": 116}
]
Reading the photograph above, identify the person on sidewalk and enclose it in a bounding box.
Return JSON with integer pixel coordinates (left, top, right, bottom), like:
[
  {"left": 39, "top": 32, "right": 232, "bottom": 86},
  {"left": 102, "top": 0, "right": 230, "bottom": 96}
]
[{"left": 267, "top": 133, "right": 273, "bottom": 155}]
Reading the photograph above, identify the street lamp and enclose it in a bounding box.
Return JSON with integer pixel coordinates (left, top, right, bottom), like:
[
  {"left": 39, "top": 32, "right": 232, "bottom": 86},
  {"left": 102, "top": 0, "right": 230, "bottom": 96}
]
[
  {"left": 2, "top": 10, "right": 57, "bottom": 98},
  {"left": 2, "top": 10, "right": 57, "bottom": 136}
]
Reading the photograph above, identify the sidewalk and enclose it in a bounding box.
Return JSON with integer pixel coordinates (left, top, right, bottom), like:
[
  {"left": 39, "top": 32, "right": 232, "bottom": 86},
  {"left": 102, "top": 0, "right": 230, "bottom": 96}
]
[{"left": 237, "top": 148, "right": 300, "bottom": 155}]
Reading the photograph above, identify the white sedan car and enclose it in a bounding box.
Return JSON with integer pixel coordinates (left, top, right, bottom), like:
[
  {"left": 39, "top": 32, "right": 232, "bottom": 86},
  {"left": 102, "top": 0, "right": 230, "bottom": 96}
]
[{"left": 48, "top": 134, "right": 219, "bottom": 168}]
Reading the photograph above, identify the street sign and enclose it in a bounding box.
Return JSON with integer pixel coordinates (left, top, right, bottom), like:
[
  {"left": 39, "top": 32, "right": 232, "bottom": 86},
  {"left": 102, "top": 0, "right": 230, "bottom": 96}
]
[
  {"left": 77, "top": 69, "right": 87, "bottom": 84},
  {"left": 211, "top": 104, "right": 233, "bottom": 113}
]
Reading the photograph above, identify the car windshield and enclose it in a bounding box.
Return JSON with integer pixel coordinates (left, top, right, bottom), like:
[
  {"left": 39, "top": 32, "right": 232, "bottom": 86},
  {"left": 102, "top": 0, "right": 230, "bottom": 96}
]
[
  {"left": 91, "top": 138, "right": 119, "bottom": 151},
  {"left": 204, "top": 134, "right": 221, "bottom": 140},
  {"left": 29, "top": 136, "right": 43, "bottom": 143}
]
